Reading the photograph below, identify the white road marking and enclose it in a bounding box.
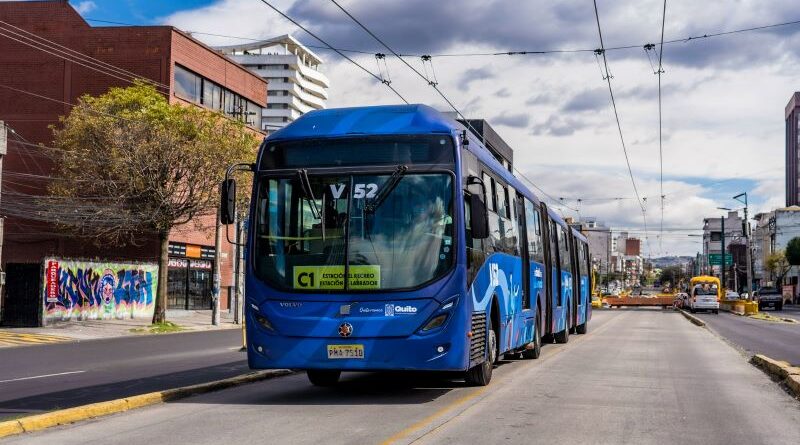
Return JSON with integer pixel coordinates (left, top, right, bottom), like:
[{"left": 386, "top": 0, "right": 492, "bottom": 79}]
[{"left": 0, "top": 370, "right": 86, "bottom": 384}]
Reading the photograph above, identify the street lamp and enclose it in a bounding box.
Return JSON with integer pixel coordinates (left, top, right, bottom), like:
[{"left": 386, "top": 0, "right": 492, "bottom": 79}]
[
  {"left": 733, "top": 192, "right": 753, "bottom": 299},
  {"left": 715, "top": 208, "right": 729, "bottom": 291}
]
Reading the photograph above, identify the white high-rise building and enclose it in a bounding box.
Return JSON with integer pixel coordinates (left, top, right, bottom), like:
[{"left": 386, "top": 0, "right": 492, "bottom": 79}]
[{"left": 217, "top": 35, "right": 329, "bottom": 133}]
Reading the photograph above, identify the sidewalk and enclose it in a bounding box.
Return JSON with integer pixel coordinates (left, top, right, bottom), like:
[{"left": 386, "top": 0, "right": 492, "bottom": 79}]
[{"left": 1, "top": 310, "right": 240, "bottom": 341}]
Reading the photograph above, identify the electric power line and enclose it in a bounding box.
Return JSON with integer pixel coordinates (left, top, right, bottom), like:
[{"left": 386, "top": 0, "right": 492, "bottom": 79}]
[
  {"left": 592, "top": 0, "right": 650, "bottom": 258},
  {"left": 252, "top": 0, "right": 408, "bottom": 104},
  {"left": 325, "top": 0, "right": 573, "bottom": 211},
  {"left": 82, "top": 16, "right": 800, "bottom": 59},
  {"left": 657, "top": 0, "right": 667, "bottom": 255},
  {"left": 0, "top": 21, "right": 169, "bottom": 91}
]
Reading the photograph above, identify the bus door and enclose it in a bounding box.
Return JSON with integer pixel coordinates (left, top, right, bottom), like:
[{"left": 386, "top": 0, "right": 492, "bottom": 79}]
[
  {"left": 516, "top": 195, "right": 535, "bottom": 346},
  {"left": 549, "top": 220, "right": 563, "bottom": 334},
  {"left": 570, "top": 234, "right": 582, "bottom": 328},
  {"left": 539, "top": 204, "right": 554, "bottom": 336},
  {"left": 577, "top": 242, "right": 590, "bottom": 326}
]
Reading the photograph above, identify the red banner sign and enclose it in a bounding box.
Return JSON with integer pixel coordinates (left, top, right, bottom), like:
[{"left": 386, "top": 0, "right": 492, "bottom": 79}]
[{"left": 46, "top": 260, "right": 59, "bottom": 303}]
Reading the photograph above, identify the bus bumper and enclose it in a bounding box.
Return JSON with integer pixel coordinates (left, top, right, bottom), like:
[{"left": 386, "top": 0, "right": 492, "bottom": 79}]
[{"left": 246, "top": 327, "right": 469, "bottom": 372}]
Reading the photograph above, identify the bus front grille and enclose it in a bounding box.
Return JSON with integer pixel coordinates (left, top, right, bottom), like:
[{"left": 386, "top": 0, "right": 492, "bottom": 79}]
[{"left": 470, "top": 311, "right": 487, "bottom": 363}]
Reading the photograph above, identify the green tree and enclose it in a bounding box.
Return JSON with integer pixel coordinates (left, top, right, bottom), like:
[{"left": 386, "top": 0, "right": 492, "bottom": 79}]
[
  {"left": 786, "top": 237, "right": 800, "bottom": 267},
  {"left": 766, "top": 250, "right": 792, "bottom": 287},
  {"left": 658, "top": 265, "right": 685, "bottom": 290},
  {"left": 50, "top": 82, "right": 258, "bottom": 323}
]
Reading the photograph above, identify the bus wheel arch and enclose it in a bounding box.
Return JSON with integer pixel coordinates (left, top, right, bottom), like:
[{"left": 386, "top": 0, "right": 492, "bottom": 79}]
[
  {"left": 521, "top": 306, "right": 542, "bottom": 359},
  {"left": 465, "top": 296, "right": 499, "bottom": 386}
]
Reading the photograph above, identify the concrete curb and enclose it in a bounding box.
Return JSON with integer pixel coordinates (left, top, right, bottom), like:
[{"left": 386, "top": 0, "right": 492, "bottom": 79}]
[
  {"left": 678, "top": 309, "right": 706, "bottom": 327},
  {"left": 750, "top": 354, "right": 800, "bottom": 399},
  {"left": 0, "top": 369, "right": 292, "bottom": 440}
]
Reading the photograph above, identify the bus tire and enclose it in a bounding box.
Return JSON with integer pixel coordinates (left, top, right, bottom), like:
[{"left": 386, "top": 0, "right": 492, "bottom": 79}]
[
  {"left": 554, "top": 311, "right": 570, "bottom": 344},
  {"left": 465, "top": 318, "right": 496, "bottom": 386},
  {"left": 307, "top": 370, "right": 341, "bottom": 387},
  {"left": 521, "top": 317, "right": 542, "bottom": 359},
  {"left": 576, "top": 321, "right": 587, "bottom": 335}
]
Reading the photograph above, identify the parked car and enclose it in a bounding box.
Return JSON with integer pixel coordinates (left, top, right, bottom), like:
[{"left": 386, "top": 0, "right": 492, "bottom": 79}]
[
  {"left": 755, "top": 287, "right": 783, "bottom": 311},
  {"left": 725, "top": 290, "right": 740, "bottom": 301}
]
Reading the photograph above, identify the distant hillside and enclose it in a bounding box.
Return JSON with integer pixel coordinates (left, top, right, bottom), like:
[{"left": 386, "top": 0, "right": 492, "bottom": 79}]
[{"left": 650, "top": 256, "right": 693, "bottom": 268}]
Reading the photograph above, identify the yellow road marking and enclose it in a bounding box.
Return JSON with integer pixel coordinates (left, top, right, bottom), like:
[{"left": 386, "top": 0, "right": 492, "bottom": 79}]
[
  {"left": 0, "top": 331, "right": 71, "bottom": 348},
  {"left": 380, "top": 386, "right": 489, "bottom": 445}
]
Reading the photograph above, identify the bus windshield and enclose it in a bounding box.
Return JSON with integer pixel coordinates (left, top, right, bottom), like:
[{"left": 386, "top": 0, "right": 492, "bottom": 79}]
[{"left": 253, "top": 172, "right": 454, "bottom": 292}]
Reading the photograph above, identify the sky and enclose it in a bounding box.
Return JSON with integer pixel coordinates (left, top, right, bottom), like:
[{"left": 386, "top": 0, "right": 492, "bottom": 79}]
[{"left": 62, "top": 0, "right": 800, "bottom": 257}]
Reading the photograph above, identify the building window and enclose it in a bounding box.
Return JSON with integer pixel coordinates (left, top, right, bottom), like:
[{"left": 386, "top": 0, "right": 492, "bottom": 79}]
[
  {"left": 174, "top": 65, "right": 201, "bottom": 103},
  {"left": 173, "top": 64, "right": 263, "bottom": 129},
  {"left": 202, "top": 79, "right": 222, "bottom": 111}
]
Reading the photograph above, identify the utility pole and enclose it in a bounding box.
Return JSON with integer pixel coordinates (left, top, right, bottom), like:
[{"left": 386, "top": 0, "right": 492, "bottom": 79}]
[
  {"left": 0, "top": 122, "right": 5, "bottom": 314},
  {"left": 212, "top": 204, "right": 222, "bottom": 326},
  {"left": 721, "top": 216, "right": 726, "bottom": 291},
  {"left": 606, "top": 232, "right": 610, "bottom": 292},
  {"left": 232, "top": 214, "right": 243, "bottom": 324},
  {"left": 734, "top": 193, "right": 753, "bottom": 299}
]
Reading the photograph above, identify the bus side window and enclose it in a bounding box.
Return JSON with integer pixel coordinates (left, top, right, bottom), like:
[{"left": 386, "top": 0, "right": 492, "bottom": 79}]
[
  {"left": 482, "top": 173, "right": 495, "bottom": 212},
  {"left": 495, "top": 182, "right": 509, "bottom": 219},
  {"left": 559, "top": 226, "right": 572, "bottom": 272},
  {"left": 465, "top": 193, "right": 487, "bottom": 285},
  {"left": 524, "top": 200, "right": 544, "bottom": 264}
]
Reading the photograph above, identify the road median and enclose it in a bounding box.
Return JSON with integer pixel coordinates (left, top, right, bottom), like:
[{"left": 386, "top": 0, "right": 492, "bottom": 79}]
[
  {"left": 750, "top": 354, "right": 800, "bottom": 398},
  {"left": 0, "top": 369, "right": 292, "bottom": 440},
  {"left": 678, "top": 309, "right": 706, "bottom": 327}
]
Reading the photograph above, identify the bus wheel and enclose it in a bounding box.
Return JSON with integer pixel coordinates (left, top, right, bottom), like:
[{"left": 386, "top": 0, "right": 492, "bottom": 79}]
[
  {"left": 554, "top": 312, "right": 570, "bottom": 344},
  {"left": 576, "top": 320, "right": 588, "bottom": 335},
  {"left": 465, "top": 319, "right": 496, "bottom": 386},
  {"left": 521, "top": 320, "right": 541, "bottom": 359},
  {"left": 307, "top": 370, "right": 341, "bottom": 387}
]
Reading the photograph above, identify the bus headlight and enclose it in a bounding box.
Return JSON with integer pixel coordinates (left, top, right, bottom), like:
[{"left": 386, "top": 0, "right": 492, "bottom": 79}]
[
  {"left": 421, "top": 314, "right": 448, "bottom": 331},
  {"left": 254, "top": 312, "right": 275, "bottom": 332}
]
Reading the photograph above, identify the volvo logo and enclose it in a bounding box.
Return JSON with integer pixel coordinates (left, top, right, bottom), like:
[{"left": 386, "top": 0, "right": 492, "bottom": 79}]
[{"left": 338, "top": 322, "right": 353, "bottom": 338}]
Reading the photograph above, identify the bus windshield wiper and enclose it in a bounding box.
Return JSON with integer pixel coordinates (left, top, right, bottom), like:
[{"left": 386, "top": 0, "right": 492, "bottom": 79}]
[
  {"left": 365, "top": 165, "right": 407, "bottom": 213},
  {"left": 296, "top": 169, "right": 322, "bottom": 220}
]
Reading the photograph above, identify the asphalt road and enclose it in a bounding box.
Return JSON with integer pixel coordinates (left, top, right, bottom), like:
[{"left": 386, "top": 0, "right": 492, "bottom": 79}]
[
  {"left": 0, "top": 329, "right": 247, "bottom": 419},
  {"left": 695, "top": 309, "right": 800, "bottom": 365},
  {"left": 6, "top": 309, "right": 799, "bottom": 445}
]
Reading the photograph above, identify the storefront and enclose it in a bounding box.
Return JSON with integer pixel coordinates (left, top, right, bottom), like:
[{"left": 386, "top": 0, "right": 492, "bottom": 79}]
[{"left": 167, "top": 243, "right": 214, "bottom": 310}]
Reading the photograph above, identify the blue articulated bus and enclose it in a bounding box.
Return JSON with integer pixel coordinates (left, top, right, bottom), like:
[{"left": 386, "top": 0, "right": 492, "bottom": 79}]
[{"left": 220, "top": 104, "right": 591, "bottom": 386}]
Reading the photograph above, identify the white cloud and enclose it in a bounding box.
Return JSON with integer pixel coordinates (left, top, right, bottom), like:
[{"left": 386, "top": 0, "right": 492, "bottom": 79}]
[{"left": 73, "top": 1, "right": 96, "bottom": 15}]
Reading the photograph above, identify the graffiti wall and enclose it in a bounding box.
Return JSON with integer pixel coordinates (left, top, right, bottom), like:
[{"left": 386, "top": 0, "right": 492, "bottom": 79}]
[{"left": 43, "top": 258, "right": 159, "bottom": 323}]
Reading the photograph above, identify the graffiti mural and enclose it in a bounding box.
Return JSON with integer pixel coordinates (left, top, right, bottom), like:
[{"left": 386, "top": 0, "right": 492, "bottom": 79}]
[{"left": 43, "top": 258, "right": 159, "bottom": 322}]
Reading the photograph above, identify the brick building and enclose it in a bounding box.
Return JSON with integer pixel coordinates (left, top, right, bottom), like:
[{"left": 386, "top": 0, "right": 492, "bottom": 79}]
[{"left": 0, "top": 0, "right": 267, "bottom": 325}]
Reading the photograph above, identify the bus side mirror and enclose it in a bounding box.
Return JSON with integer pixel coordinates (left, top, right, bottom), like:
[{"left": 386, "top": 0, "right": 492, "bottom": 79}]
[
  {"left": 470, "top": 193, "right": 489, "bottom": 239},
  {"left": 220, "top": 178, "right": 236, "bottom": 225}
]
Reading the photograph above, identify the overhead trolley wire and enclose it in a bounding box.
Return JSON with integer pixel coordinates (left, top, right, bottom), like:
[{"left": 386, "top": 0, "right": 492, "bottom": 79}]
[
  {"left": 83, "top": 16, "right": 800, "bottom": 59},
  {"left": 325, "top": 0, "right": 574, "bottom": 212},
  {"left": 592, "top": 0, "right": 651, "bottom": 257},
  {"left": 252, "top": 0, "right": 408, "bottom": 104},
  {"left": 657, "top": 0, "right": 668, "bottom": 254}
]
